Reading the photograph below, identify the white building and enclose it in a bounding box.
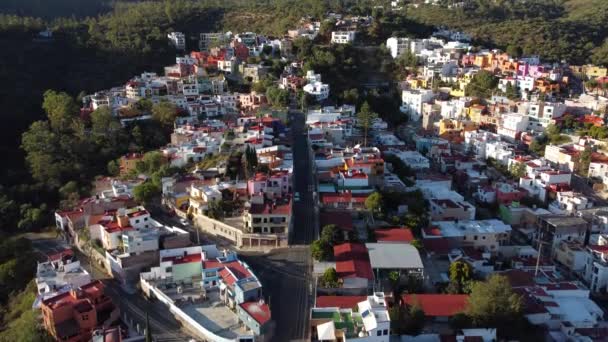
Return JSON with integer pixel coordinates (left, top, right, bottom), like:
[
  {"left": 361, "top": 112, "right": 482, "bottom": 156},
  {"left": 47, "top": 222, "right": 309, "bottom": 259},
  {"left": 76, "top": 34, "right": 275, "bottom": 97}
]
[
  {"left": 311, "top": 293, "right": 390, "bottom": 342},
  {"left": 464, "top": 130, "right": 500, "bottom": 159},
  {"left": 34, "top": 251, "right": 91, "bottom": 308},
  {"left": 585, "top": 244, "right": 608, "bottom": 293},
  {"left": 485, "top": 141, "right": 516, "bottom": 165},
  {"left": 385, "top": 149, "right": 430, "bottom": 170},
  {"left": 425, "top": 219, "right": 512, "bottom": 253},
  {"left": 497, "top": 113, "right": 529, "bottom": 142},
  {"left": 400, "top": 89, "right": 435, "bottom": 122},
  {"left": 520, "top": 101, "right": 567, "bottom": 131},
  {"left": 167, "top": 32, "right": 186, "bottom": 50},
  {"left": 386, "top": 37, "right": 411, "bottom": 59},
  {"left": 519, "top": 169, "right": 572, "bottom": 202},
  {"left": 303, "top": 81, "right": 330, "bottom": 101},
  {"left": 548, "top": 191, "right": 592, "bottom": 215},
  {"left": 331, "top": 31, "right": 356, "bottom": 44}
]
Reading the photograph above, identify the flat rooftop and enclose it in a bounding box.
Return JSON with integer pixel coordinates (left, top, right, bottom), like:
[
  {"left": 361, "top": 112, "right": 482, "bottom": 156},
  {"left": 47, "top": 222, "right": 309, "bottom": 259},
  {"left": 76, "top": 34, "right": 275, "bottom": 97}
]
[
  {"left": 180, "top": 290, "right": 249, "bottom": 339},
  {"left": 365, "top": 243, "right": 423, "bottom": 270},
  {"left": 433, "top": 219, "right": 512, "bottom": 237}
]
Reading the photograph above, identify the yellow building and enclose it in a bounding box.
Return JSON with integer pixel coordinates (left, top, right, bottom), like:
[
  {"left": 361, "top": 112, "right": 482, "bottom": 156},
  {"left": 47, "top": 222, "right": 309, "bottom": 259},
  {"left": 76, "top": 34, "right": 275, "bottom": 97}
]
[
  {"left": 467, "top": 104, "right": 487, "bottom": 124},
  {"left": 407, "top": 78, "right": 428, "bottom": 89},
  {"left": 437, "top": 119, "right": 478, "bottom": 143},
  {"left": 585, "top": 65, "right": 608, "bottom": 78}
]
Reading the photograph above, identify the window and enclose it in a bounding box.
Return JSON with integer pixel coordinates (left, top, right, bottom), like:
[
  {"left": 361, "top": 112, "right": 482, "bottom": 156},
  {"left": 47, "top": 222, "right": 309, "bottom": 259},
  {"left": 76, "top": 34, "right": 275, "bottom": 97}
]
[
  {"left": 474, "top": 235, "right": 478, "bottom": 241},
  {"left": 144, "top": 217, "right": 148, "bottom": 221},
  {"left": 135, "top": 219, "right": 140, "bottom": 224},
  {"left": 82, "top": 315, "right": 89, "bottom": 321},
  {"left": 383, "top": 329, "right": 388, "bottom": 335},
  {"left": 377, "top": 331, "right": 382, "bottom": 336},
  {"left": 166, "top": 267, "right": 172, "bottom": 273}
]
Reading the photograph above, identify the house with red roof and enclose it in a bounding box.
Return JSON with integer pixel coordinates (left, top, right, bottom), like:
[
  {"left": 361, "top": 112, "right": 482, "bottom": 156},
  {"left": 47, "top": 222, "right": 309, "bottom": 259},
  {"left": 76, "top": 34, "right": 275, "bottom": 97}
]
[
  {"left": 333, "top": 242, "right": 373, "bottom": 290},
  {"left": 402, "top": 294, "right": 469, "bottom": 321},
  {"left": 321, "top": 191, "right": 369, "bottom": 210},
  {"left": 374, "top": 227, "right": 415, "bottom": 243},
  {"left": 320, "top": 210, "right": 354, "bottom": 233},
  {"left": 242, "top": 195, "right": 292, "bottom": 248}
]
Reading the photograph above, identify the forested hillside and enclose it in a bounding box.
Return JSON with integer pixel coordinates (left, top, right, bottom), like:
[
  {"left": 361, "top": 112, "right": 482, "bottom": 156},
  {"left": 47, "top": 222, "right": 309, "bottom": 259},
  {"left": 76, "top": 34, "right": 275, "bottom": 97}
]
[{"left": 407, "top": 0, "right": 608, "bottom": 65}]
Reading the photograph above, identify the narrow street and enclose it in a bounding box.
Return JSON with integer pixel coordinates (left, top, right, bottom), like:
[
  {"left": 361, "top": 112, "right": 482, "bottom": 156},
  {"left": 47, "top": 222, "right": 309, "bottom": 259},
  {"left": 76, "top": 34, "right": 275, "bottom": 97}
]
[{"left": 238, "top": 109, "right": 317, "bottom": 341}]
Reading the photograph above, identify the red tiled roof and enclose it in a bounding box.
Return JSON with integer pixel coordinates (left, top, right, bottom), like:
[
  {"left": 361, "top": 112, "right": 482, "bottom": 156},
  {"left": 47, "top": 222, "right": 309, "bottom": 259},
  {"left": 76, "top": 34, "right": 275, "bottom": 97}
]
[
  {"left": 315, "top": 296, "right": 367, "bottom": 309},
  {"left": 202, "top": 259, "right": 224, "bottom": 269},
  {"left": 320, "top": 211, "right": 354, "bottom": 231},
  {"left": 402, "top": 294, "right": 469, "bottom": 317},
  {"left": 240, "top": 301, "right": 271, "bottom": 325},
  {"left": 321, "top": 192, "right": 368, "bottom": 204},
  {"left": 217, "top": 260, "right": 253, "bottom": 285},
  {"left": 162, "top": 253, "right": 202, "bottom": 265},
  {"left": 423, "top": 238, "right": 450, "bottom": 255},
  {"left": 219, "top": 268, "right": 237, "bottom": 285},
  {"left": 501, "top": 269, "right": 535, "bottom": 288},
  {"left": 375, "top": 228, "right": 415, "bottom": 243},
  {"left": 333, "top": 243, "right": 373, "bottom": 280},
  {"left": 248, "top": 201, "right": 291, "bottom": 215}
]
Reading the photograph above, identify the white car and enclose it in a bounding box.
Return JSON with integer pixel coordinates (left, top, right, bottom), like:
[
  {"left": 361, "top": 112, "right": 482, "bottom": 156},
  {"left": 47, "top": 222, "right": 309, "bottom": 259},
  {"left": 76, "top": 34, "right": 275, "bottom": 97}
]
[{"left": 294, "top": 192, "right": 300, "bottom": 202}]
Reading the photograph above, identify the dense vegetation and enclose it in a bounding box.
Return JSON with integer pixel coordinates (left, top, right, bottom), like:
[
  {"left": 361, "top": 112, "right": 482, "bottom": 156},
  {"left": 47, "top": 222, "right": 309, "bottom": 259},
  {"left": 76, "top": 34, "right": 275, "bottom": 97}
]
[{"left": 406, "top": 0, "right": 608, "bottom": 65}]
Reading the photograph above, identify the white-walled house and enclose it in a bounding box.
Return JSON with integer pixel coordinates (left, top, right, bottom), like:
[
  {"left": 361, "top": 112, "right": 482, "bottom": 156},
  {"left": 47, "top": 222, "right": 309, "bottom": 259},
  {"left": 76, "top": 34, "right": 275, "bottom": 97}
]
[
  {"left": 400, "top": 89, "right": 435, "bottom": 122},
  {"left": 303, "top": 81, "right": 330, "bottom": 101},
  {"left": 386, "top": 37, "right": 411, "bottom": 59},
  {"left": 331, "top": 31, "right": 356, "bottom": 44}
]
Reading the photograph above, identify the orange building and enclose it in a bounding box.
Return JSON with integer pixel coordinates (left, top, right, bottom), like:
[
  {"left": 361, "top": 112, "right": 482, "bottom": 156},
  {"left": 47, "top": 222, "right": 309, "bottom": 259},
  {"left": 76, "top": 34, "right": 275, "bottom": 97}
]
[
  {"left": 41, "top": 281, "right": 119, "bottom": 342},
  {"left": 119, "top": 153, "right": 144, "bottom": 175}
]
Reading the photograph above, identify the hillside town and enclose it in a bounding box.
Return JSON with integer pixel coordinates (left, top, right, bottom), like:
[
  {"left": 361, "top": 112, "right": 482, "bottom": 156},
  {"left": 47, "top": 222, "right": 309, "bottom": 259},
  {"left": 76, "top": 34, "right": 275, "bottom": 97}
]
[{"left": 20, "top": 7, "right": 608, "bottom": 342}]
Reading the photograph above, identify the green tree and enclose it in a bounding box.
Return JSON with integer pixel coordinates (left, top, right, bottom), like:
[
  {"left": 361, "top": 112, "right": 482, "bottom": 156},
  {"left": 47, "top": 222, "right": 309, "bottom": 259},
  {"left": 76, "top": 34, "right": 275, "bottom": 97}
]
[
  {"left": 321, "top": 224, "right": 342, "bottom": 245},
  {"left": 357, "top": 102, "right": 378, "bottom": 147},
  {"left": 342, "top": 88, "right": 359, "bottom": 105},
  {"left": 21, "top": 121, "right": 66, "bottom": 187},
  {"left": 311, "top": 239, "right": 332, "bottom": 261},
  {"left": 509, "top": 162, "right": 527, "bottom": 179},
  {"left": 107, "top": 159, "right": 120, "bottom": 176},
  {"left": 206, "top": 200, "right": 224, "bottom": 220},
  {"left": 578, "top": 147, "right": 592, "bottom": 177},
  {"left": 466, "top": 274, "right": 522, "bottom": 326},
  {"left": 404, "top": 297, "right": 426, "bottom": 335},
  {"left": 42, "top": 90, "right": 79, "bottom": 132},
  {"left": 466, "top": 70, "right": 498, "bottom": 99},
  {"left": 504, "top": 82, "right": 519, "bottom": 100},
  {"left": 133, "top": 182, "right": 160, "bottom": 205},
  {"left": 364, "top": 191, "right": 383, "bottom": 215},
  {"left": 152, "top": 101, "right": 178, "bottom": 129},
  {"left": 266, "top": 86, "right": 289, "bottom": 108},
  {"left": 447, "top": 261, "right": 473, "bottom": 294},
  {"left": 410, "top": 238, "right": 423, "bottom": 250},
  {"left": 319, "top": 267, "right": 339, "bottom": 288}
]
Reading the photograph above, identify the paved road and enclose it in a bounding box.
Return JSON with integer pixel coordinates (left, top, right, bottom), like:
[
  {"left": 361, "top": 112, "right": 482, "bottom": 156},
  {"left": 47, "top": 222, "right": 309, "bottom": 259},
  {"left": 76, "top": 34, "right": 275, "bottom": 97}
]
[
  {"left": 241, "top": 248, "right": 312, "bottom": 342},
  {"left": 235, "top": 109, "right": 317, "bottom": 342},
  {"left": 28, "top": 234, "right": 190, "bottom": 342},
  {"left": 290, "top": 109, "right": 318, "bottom": 244}
]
